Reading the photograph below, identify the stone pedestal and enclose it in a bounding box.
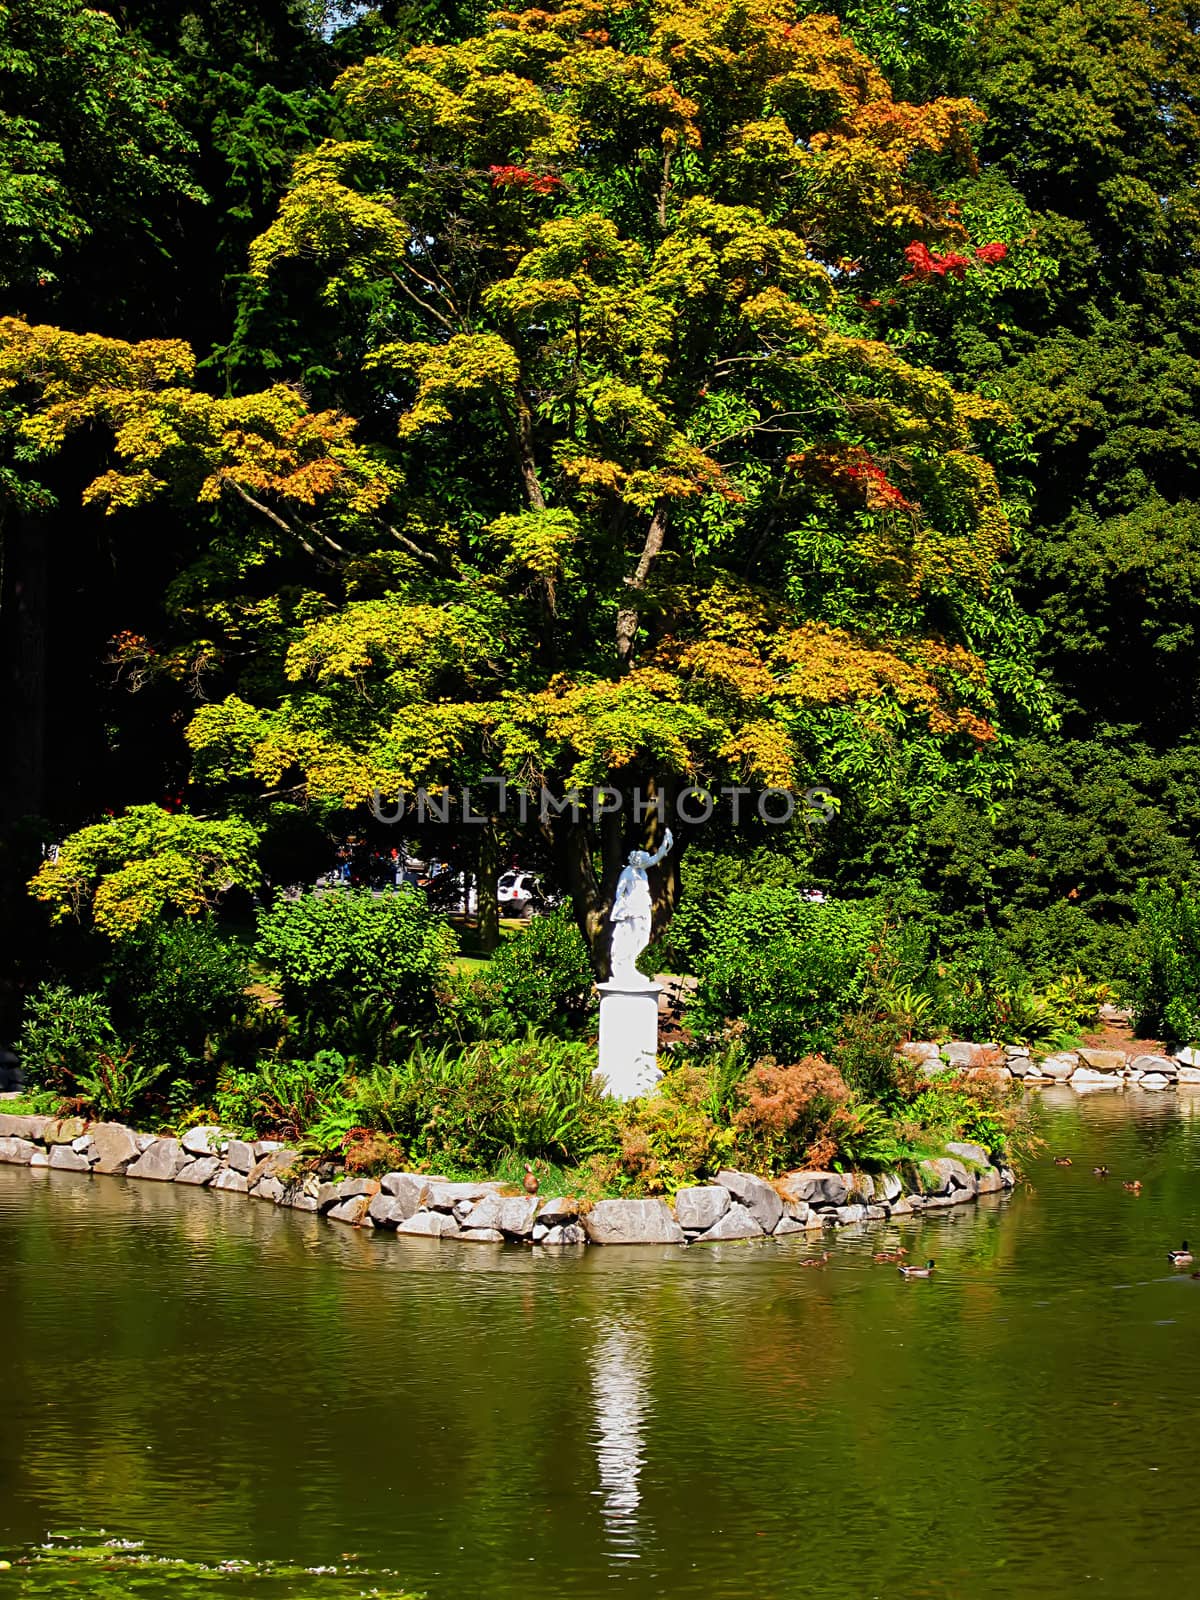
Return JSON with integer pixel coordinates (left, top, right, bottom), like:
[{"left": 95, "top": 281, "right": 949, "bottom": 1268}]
[{"left": 597, "top": 981, "right": 663, "bottom": 1101}]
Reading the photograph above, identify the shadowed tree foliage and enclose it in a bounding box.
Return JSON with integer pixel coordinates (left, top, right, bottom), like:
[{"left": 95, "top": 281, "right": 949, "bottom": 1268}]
[
  {"left": 806, "top": 0, "right": 1200, "bottom": 971},
  {"left": 972, "top": 0, "right": 1200, "bottom": 742}
]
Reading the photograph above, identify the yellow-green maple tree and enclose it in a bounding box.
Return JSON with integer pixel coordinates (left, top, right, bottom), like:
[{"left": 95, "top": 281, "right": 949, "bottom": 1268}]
[{"left": 4, "top": 1, "right": 1050, "bottom": 967}]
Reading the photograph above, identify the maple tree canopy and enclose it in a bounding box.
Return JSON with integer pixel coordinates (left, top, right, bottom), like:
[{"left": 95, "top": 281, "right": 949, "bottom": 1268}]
[{"left": 4, "top": 0, "right": 1051, "bottom": 966}]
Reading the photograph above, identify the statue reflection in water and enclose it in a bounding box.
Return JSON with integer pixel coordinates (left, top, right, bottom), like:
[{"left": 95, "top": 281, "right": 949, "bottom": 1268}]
[{"left": 590, "top": 1319, "right": 651, "bottom": 1557}]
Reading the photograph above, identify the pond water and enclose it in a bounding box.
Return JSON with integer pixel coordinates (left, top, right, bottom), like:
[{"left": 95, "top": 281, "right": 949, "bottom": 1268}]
[{"left": 3, "top": 1089, "right": 1200, "bottom": 1600}]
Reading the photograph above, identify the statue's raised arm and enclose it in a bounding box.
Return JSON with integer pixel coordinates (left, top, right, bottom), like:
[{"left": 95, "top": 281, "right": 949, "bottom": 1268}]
[{"left": 646, "top": 827, "right": 673, "bottom": 869}]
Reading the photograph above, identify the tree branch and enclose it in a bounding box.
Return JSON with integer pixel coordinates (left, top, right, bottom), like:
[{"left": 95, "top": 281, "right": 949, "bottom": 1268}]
[
  {"left": 616, "top": 500, "right": 669, "bottom": 666},
  {"left": 382, "top": 522, "right": 442, "bottom": 569},
  {"left": 389, "top": 269, "right": 456, "bottom": 332},
  {"left": 657, "top": 147, "right": 674, "bottom": 231},
  {"left": 400, "top": 253, "right": 461, "bottom": 325},
  {"left": 221, "top": 479, "right": 345, "bottom": 563},
  {"left": 503, "top": 385, "right": 547, "bottom": 511},
  {"left": 700, "top": 408, "right": 821, "bottom": 450}
]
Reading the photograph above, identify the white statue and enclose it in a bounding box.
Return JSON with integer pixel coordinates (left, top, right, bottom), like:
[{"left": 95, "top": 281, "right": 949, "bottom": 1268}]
[{"left": 608, "top": 828, "right": 673, "bottom": 988}]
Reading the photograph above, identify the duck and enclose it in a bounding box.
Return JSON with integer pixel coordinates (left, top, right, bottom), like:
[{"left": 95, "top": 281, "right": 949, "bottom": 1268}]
[
  {"left": 1168, "top": 1241, "right": 1193, "bottom": 1266},
  {"left": 1123, "top": 1180, "right": 1143, "bottom": 1192},
  {"left": 1053, "top": 1156, "right": 1073, "bottom": 1167},
  {"left": 1093, "top": 1166, "right": 1109, "bottom": 1177},
  {"left": 872, "top": 1247, "right": 908, "bottom": 1263},
  {"left": 799, "top": 1250, "right": 830, "bottom": 1268},
  {"left": 898, "top": 1258, "right": 936, "bottom": 1278},
  {"left": 522, "top": 1164, "right": 539, "bottom": 1196}
]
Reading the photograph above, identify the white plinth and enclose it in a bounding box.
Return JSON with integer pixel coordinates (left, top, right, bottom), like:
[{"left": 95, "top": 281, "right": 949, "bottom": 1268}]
[{"left": 597, "top": 981, "right": 663, "bottom": 1101}]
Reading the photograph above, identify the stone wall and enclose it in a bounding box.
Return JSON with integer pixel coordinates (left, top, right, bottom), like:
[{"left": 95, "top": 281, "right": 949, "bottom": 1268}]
[
  {"left": 901, "top": 1041, "right": 1200, "bottom": 1091},
  {"left": 0, "top": 1112, "right": 1015, "bottom": 1248}
]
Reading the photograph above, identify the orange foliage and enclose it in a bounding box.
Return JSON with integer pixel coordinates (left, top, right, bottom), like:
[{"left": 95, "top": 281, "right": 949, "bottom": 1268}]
[
  {"left": 735, "top": 1054, "right": 849, "bottom": 1135},
  {"left": 734, "top": 1054, "right": 850, "bottom": 1170}
]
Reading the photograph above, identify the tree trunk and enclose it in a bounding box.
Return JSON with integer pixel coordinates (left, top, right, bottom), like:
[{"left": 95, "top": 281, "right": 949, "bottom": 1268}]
[
  {"left": 615, "top": 502, "right": 669, "bottom": 668},
  {"left": 477, "top": 818, "right": 500, "bottom": 954},
  {"left": 551, "top": 812, "right": 611, "bottom": 978},
  {"left": 643, "top": 776, "right": 682, "bottom": 941},
  {"left": 0, "top": 507, "right": 49, "bottom": 825}
]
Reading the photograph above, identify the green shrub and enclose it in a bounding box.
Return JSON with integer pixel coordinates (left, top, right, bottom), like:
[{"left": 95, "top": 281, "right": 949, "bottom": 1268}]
[
  {"left": 477, "top": 909, "right": 596, "bottom": 1037},
  {"left": 1001, "top": 902, "right": 1126, "bottom": 987},
  {"left": 16, "top": 980, "right": 173, "bottom": 1121},
  {"left": 17, "top": 983, "right": 119, "bottom": 1094},
  {"left": 1126, "top": 881, "right": 1200, "bottom": 1042},
  {"left": 990, "top": 984, "right": 1064, "bottom": 1051},
  {"left": 933, "top": 973, "right": 1006, "bottom": 1040},
  {"left": 1037, "top": 971, "right": 1112, "bottom": 1036},
  {"left": 893, "top": 1077, "right": 1021, "bottom": 1167},
  {"left": 685, "top": 1035, "right": 757, "bottom": 1123},
  {"left": 122, "top": 1011, "right": 612, "bottom": 1176},
  {"left": 859, "top": 919, "right": 1108, "bottom": 1049},
  {"left": 256, "top": 888, "right": 455, "bottom": 1048},
  {"left": 105, "top": 917, "right": 249, "bottom": 1080},
  {"left": 648, "top": 845, "right": 820, "bottom": 972},
  {"left": 608, "top": 1059, "right": 736, "bottom": 1194},
  {"left": 874, "top": 929, "right": 1024, "bottom": 1042},
  {"left": 690, "top": 889, "right": 879, "bottom": 1058},
  {"left": 836, "top": 1010, "right": 904, "bottom": 1099},
  {"left": 828, "top": 1100, "right": 910, "bottom": 1170}
]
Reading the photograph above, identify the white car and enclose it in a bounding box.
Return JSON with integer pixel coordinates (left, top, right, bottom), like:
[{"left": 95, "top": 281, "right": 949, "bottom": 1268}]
[{"left": 497, "top": 870, "right": 553, "bottom": 917}]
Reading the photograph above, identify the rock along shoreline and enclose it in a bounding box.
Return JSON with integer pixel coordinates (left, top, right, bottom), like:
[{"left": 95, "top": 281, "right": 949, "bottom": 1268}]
[
  {"left": 903, "top": 1039, "right": 1200, "bottom": 1091},
  {"left": 0, "top": 1110, "right": 1017, "bottom": 1248}
]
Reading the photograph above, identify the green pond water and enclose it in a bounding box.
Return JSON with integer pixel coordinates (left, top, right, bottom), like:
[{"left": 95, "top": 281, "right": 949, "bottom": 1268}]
[{"left": 3, "top": 1088, "right": 1200, "bottom": 1600}]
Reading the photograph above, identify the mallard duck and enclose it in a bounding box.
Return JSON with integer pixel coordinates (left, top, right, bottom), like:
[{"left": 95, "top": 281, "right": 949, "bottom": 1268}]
[
  {"left": 1093, "top": 1166, "right": 1109, "bottom": 1177},
  {"left": 522, "top": 1164, "right": 539, "bottom": 1196},
  {"left": 799, "top": 1250, "right": 830, "bottom": 1268},
  {"left": 1053, "top": 1156, "right": 1073, "bottom": 1167},
  {"left": 872, "top": 1247, "right": 908, "bottom": 1263},
  {"left": 899, "top": 1258, "right": 936, "bottom": 1278},
  {"left": 1123, "top": 1180, "right": 1143, "bottom": 1192},
  {"left": 1168, "top": 1241, "right": 1193, "bottom": 1266}
]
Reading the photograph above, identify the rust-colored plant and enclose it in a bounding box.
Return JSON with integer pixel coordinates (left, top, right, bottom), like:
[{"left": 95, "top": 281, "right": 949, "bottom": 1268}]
[
  {"left": 616, "top": 1124, "right": 657, "bottom": 1186},
  {"left": 736, "top": 1054, "right": 848, "bottom": 1131},
  {"left": 733, "top": 1055, "right": 850, "bottom": 1173},
  {"left": 802, "top": 1131, "right": 839, "bottom": 1170},
  {"left": 342, "top": 1126, "right": 405, "bottom": 1176}
]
